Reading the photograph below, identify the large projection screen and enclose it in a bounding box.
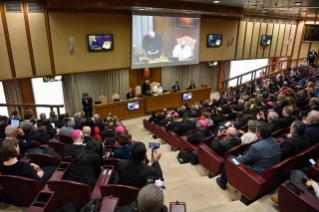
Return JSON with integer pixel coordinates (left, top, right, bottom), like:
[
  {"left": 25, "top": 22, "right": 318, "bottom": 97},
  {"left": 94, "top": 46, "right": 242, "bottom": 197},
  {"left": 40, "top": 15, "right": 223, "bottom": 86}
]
[{"left": 131, "top": 12, "right": 201, "bottom": 69}]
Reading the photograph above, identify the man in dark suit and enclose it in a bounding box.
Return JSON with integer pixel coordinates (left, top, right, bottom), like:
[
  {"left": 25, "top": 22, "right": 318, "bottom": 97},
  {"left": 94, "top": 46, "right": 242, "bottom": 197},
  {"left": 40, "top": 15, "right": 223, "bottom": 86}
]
[
  {"left": 279, "top": 106, "right": 295, "bottom": 128},
  {"left": 115, "top": 142, "right": 163, "bottom": 188},
  {"left": 242, "top": 102, "right": 252, "bottom": 115},
  {"left": 55, "top": 114, "right": 65, "bottom": 129},
  {"left": 0, "top": 120, "right": 7, "bottom": 138},
  {"left": 159, "top": 114, "right": 171, "bottom": 127},
  {"left": 22, "top": 125, "right": 50, "bottom": 144},
  {"left": 305, "top": 111, "right": 319, "bottom": 146},
  {"left": 62, "top": 130, "right": 85, "bottom": 159},
  {"left": 172, "top": 81, "right": 180, "bottom": 92},
  {"left": 212, "top": 108, "right": 227, "bottom": 126},
  {"left": 174, "top": 114, "right": 196, "bottom": 136},
  {"left": 295, "top": 93, "right": 308, "bottom": 108},
  {"left": 276, "top": 98, "right": 288, "bottom": 116},
  {"left": 237, "top": 100, "right": 244, "bottom": 111},
  {"left": 187, "top": 120, "right": 213, "bottom": 146},
  {"left": 216, "top": 122, "right": 281, "bottom": 190},
  {"left": 86, "top": 93, "right": 93, "bottom": 118},
  {"left": 126, "top": 88, "right": 135, "bottom": 99},
  {"left": 74, "top": 112, "right": 83, "bottom": 130},
  {"left": 280, "top": 121, "right": 310, "bottom": 161},
  {"left": 142, "top": 31, "right": 163, "bottom": 58},
  {"left": 221, "top": 99, "right": 232, "bottom": 115},
  {"left": 142, "top": 80, "right": 152, "bottom": 96},
  {"left": 166, "top": 113, "right": 179, "bottom": 131},
  {"left": 211, "top": 127, "right": 241, "bottom": 156},
  {"left": 234, "top": 112, "right": 248, "bottom": 129},
  {"left": 267, "top": 111, "right": 280, "bottom": 133},
  {"left": 308, "top": 49, "right": 318, "bottom": 65},
  {"left": 226, "top": 105, "right": 238, "bottom": 121},
  {"left": 100, "top": 122, "right": 116, "bottom": 145},
  {"left": 301, "top": 97, "right": 319, "bottom": 117}
]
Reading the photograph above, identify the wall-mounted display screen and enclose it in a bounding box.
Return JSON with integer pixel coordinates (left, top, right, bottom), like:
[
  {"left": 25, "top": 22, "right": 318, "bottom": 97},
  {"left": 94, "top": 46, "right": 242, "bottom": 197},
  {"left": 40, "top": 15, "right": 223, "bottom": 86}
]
[
  {"left": 183, "top": 93, "right": 192, "bottom": 100},
  {"left": 88, "top": 34, "right": 114, "bottom": 51},
  {"left": 304, "top": 25, "right": 319, "bottom": 41},
  {"left": 131, "top": 12, "right": 200, "bottom": 69},
  {"left": 127, "top": 101, "right": 140, "bottom": 111},
  {"left": 207, "top": 34, "right": 222, "bottom": 47},
  {"left": 261, "top": 35, "right": 272, "bottom": 45},
  {"left": 43, "top": 76, "right": 64, "bottom": 82}
]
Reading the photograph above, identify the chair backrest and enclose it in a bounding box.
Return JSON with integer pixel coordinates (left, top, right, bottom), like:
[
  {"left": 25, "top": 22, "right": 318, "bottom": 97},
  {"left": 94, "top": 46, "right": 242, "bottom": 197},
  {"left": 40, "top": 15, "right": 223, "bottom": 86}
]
[
  {"left": 47, "top": 180, "right": 92, "bottom": 211},
  {"left": 271, "top": 128, "right": 286, "bottom": 138},
  {"left": 176, "top": 36, "right": 197, "bottom": 51},
  {"left": 135, "top": 86, "right": 141, "bottom": 96},
  {"left": 292, "top": 145, "right": 319, "bottom": 169},
  {"left": 150, "top": 81, "right": 158, "bottom": 91},
  {"left": 63, "top": 156, "right": 72, "bottom": 162},
  {"left": 100, "top": 184, "right": 140, "bottom": 207},
  {"left": 46, "top": 141, "right": 66, "bottom": 156},
  {"left": 262, "top": 157, "right": 295, "bottom": 195},
  {"left": 103, "top": 158, "right": 121, "bottom": 170},
  {"left": 58, "top": 135, "right": 73, "bottom": 145},
  {"left": 28, "top": 153, "right": 61, "bottom": 167},
  {"left": 223, "top": 143, "right": 250, "bottom": 159},
  {"left": 99, "top": 95, "right": 107, "bottom": 103},
  {"left": 0, "top": 175, "right": 43, "bottom": 207},
  {"left": 112, "top": 93, "right": 120, "bottom": 100},
  {"left": 170, "top": 201, "right": 187, "bottom": 212}
]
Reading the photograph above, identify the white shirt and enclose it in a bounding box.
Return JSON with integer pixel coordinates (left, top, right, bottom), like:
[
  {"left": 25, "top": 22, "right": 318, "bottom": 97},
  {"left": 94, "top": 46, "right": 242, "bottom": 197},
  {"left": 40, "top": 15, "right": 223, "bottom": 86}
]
[
  {"left": 152, "top": 86, "right": 163, "bottom": 94},
  {"left": 172, "top": 44, "right": 192, "bottom": 59},
  {"left": 240, "top": 132, "right": 258, "bottom": 144}
]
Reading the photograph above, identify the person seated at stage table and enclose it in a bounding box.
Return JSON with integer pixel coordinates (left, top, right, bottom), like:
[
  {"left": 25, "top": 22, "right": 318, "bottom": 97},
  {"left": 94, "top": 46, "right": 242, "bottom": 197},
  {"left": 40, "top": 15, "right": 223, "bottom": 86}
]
[
  {"left": 172, "top": 81, "right": 180, "bottom": 91},
  {"left": 126, "top": 88, "right": 135, "bottom": 99},
  {"left": 142, "top": 80, "right": 152, "bottom": 96},
  {"left": 172, "top": 40, "right": 192, "bottom": 60},
  {"left": 174, "top": 114, "right": 196, "bottom": 136},
  {"left": 188, "top": 81, "right": 196, "bottom": 90},
  {"left": 142, "top": 31, "right": 163, "bottom": 58},
  {"left": 152, "top": 83, "right": 163, "bottom": 94},
  {"left": 0, "top": 138, "right": 55, "bottom": 187},
  {"left": 187, "top": 120, "right": 213, "bottom": 146}
]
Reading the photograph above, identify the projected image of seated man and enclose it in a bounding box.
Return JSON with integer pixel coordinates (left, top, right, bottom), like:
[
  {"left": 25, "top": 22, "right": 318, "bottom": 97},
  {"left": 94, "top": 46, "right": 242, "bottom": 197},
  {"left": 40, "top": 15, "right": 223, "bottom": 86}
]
[
  {"left": 142, "top": 31, "right": 163, "bottom": 58},
  {"left": 172, "top": 40, "right": 192, "bottom": 60}
]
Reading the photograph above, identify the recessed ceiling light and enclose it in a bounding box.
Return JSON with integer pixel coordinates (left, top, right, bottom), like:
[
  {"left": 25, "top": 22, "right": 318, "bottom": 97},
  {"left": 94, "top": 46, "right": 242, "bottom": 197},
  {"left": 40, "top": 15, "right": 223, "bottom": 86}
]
[
  {"left": 213, "top": 0, "right": 220, "bottom": 3},
  {"left": 138, "top": 8, "right": 146, "bottom": 10},
  {"left": 222, "top": 14, "right": 227, "bottom": 16},
  {"left": 295, "top": 2, "right": 302, "bottom": 5},
  {"left": 251, "top": 4, "right": 257, "bottom": 7},
  {"left": 185, "top": 11, "right": 191, "bottom": 13},
  {"left": 262, "top": 10, "right": 267, "bottom": 12},
  {"left": 294, "top": 14, "right": 300, "bottom": 16}
]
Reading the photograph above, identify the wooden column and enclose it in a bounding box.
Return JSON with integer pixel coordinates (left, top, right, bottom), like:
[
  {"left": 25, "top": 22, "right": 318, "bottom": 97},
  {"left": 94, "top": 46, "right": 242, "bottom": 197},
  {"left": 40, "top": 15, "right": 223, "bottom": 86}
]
[
  {"left": 19, "top": 79, "right": 37, "bottom": 118},
  {"left": 218, "top": 61, "right": 225, "bottom": 91}
]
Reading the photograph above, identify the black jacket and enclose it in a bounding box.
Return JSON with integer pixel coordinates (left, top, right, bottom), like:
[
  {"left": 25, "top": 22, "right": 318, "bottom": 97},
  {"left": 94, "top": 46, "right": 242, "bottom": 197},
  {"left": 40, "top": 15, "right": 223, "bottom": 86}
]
[
  {"left": 114, "top": 201, "right": 168, "bottom": 212},
  {"left": 74, "top": 121, "right": 83, "bottom": 130},
  {"left": 234, "top": 118, "right": 248, "bottom": 129},
  {"left": 115, "top": 160, "right": 163, "bottom": 188},
  {"left": 296, "top": 99, "right": 308, "bottom": 108},
  {"left": 222, "top": 105, "right": 232, "bottom": 115},
  {"left": 174, "top": 120, "right": 196, "bottom": 136},
  {"left": 226, "top": 112, "right": 237, "bottom": 121},
  {"left": 301, "top": 106, "right": 319, "bottom": 117},
  {"left": 211, "top": 136, "right": 242, "bottom": 156},
  {"left": 212, "top": 115, "right": 227, "bottom": 126},
  {"left": 278, "top": 116, "right": 295, "bottom": 128},
  {"left": 166, "top": 120, "right": 177, "bottom": 131},
  {"left": 187, "top": 128, "right": 212, "bottom": 146},
  {"left": 280, "top": 134, "right": 310, "bottom": 161},
  {"left": 126, "top": 92, "right": 135, "bottom": 99},
  {"left": 100, "top": 130, "right": 116, "bottom": 145},
  {"left": 269, "top": 121, "right": 280, "bottom": 133},
  {"left": 242, "top": 108, "right": 252, "bottom": 115},
  {"left": 305, "top": 123, "right": 319, "bottom": 146},
  {"left": 62, "top": 144, "right": 85, "bottom": 159},
  {"left": 142, "top": 83, "right": 151, "bottom": 96},
  {"left": 26, "top": 131, "right": 50, "bottom": 144}
]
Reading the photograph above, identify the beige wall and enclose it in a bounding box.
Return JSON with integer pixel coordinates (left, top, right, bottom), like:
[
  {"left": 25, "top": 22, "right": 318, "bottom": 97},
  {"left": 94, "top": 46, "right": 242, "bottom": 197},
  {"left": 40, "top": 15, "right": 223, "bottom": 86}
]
[{"left": 0, "top": 9, "right": 12, "bottom": 80}]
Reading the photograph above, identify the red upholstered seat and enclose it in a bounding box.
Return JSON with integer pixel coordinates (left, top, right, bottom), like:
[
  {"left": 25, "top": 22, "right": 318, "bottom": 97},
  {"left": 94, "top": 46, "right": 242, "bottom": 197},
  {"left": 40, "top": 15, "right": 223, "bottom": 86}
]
[
  {"left": 183, "top": 129, "right": 199, "bottom": 136},
  {"left": 166, "top": 132, "right": 181, "bottom": 150},
  {"left": 103, "top": 158, "right": 120, "bottom": 170},
  {"left": 179, "top": 135, "right": 215, "bottom": 153},
  {"left": 0, "top": 175, "right": 43, "bottom": 207},
  {"left": 91, "top": 165, "right": 115, "bottom": 201},
  {"left": 62, "top": 156, "right": 72, "bottom": 162},
  {"left": 100, "top": 184, "right": 140, "bottom": 207},
  {"left": 143, "top": 119, "right": 149, "bottom": 130},
  {"left": 278, "top": 181, "right": 319, "bottom": 212},
  {"left": 46, "top": 180, "right": 91, "bottom": 211},
  {"left": 226, "top": 157, "right": 295, "bottom": 201},
  {"left": 45, "top": 141, "right": 66, "bottom": 156},
  {"left": 27, "top": 191, "right": 58, "bottom": 212},
  {"left": 153, "top": 124, "right": 161, "bottom": 138},
  {"left": 58, "top": 135, "right": 73, "bottom": 145},
  {"left": 271, "top": 128, "right": 286, "bottom": 138},
  {"left": 207, "top": 124, "right": 217, "bottom": 133},
  {"left": 148, "top": 123, "right": 156, "bottom": 135},
  {"left": 99, "top": 196, "right": 120, "bottom": 212},
  {"left": 42, "top": 162, "right": 72, "bottom": 191},
  {"left": 0, "top": 184, "right": 10, "bottom": 204},
  {"left": 28, "top": 153, "right": 61, "bottom": 167},
  {"left": 159, "top": 126, "right": 169, "bottom": 142},
  {"left": 292, "top": 145, "right": 319, "bottom": 170},
  {"left": 170, "top": 201, "right": 187, "bottom": 212}
]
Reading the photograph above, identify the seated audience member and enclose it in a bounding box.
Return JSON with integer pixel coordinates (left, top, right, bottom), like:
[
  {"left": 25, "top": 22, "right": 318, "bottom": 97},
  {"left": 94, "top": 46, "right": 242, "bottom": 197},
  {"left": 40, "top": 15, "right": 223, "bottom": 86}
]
[
  {"left": 82, "top": 126, "right": 92, "bottom": 144},
  {"left": 172, "top": 81, "right": 180, "bottom": 91},
  {"left": 211, "top": 127, "right": 241, "bottom": 156},
  {"left": 115, "top": 142, "right": 163, "bottom": 188},
  {"left": 81, "top": 111, "right": 87, "bottom": 125},
  {"left": 301, "top": 97, "right": 319, "bottom": 117},
  {"left": 7, "top": 110, "right": 21, "bottom": 125},
  {"left": 295, "top": 92, "right": 308, "bottom": 108},
  {"left": 279, "top": 106, "right": 295, "bottom": 128},
  {"left": 57, "top": 120, "right": 75, "bottom": 137},
  {"left": 23, "top": 125, "right": 49, "bottom": 144},
  {"left": 152, "top": 83, "right": 163, "bottom": 94},
  {"left": 113, "top": 132, "right": 133, "bottom": 160},
  {"left": 268, "top": 111, "right": 280, "bottom": 132},
  {"left": 237, "top": 99, "right": 244, "bottom": 111},
  {"left": 212, "top": 107, "right": 226, "bottom": 125},
  {"left": 62, "top": 130, "right": 85, "bottom": 159},
  {"left": 153, "top": 112, "right": 164, "bottom": 124},
  {"left": 1, "top": 125, "right": 34, "bottom": 155},
  {"left": 100, "top": 122, "right": 116, "bottom": 145},
  {"left": 42, "top": 119, "right": 56, "bottom": 137},
  {"left": 0, "top": 139, "right": 55, "bottom": 187},
  {"left": 148, "top": 112, "right": 156, "bottom": 123},
  {"left": 227, "top": 105, "right": 238, "bottom": 121},
  {"left": 242, "top": 102, "right": 252, "bottom": 115},
  {"left": 178, "top": 105, "right": 189, "bottom": 118},
  {"left": 85, "top": 119, "right": 102, "bottom": 141},
  {"left": 74, "top": 112, "right": 83, "bottom": 130},
  {"left": 166, "top": 113, "right": 179, "bottom": 131},
  {"left": 66, "top": 138, "right": 102, "bottom": 190},
  {"left": 238, "top": 120, "right": 258, "bottom": 144},
  {"left": 279, "top": 82, "right": 290, "bottom": 94},
  {"left": 188, "top": 81, "right": 196, "bottom": 90},
  {"left": 288, "top": 97, "right": 298, "bottom": 111},
  {"left": 187, "top": 120, "right": 213, "bottom": 146},
  {"left": 55, "top": 114, "right": 65, "bottom": 129},
  {"left": 0, "top": 120, "right": 7, "bottom": 138},
  {"left": 216, "top": 122, "right": 281, "bottom": 190},
  {"left": 299, "top": 58, "right": 308, "bottom": 68},
  {"left": 305, "top": 111, "right": 319, "bottom": 145},
  {"left": 196, "top": 112, "right": 213, "bottom": 128},
  {"left": 104, "top": 113, "right": 118, "bottom": 126},
  {"left": 48, "top": 111, "right": 56, "bottom": 123},
  {"left": 93, "top": 113, "right": 103, "bottom": 127},
  {"left": 276, "top": 98, "right": 288, "bottom": 115},
  {"left": 62, "top": 113, "right": 70, "bottom": 127},
  {"left": 26, "top": 109, "right": 36, "bottom": 125},
  {"left": 20, "top": 111, "right": 36, "bottom": 131},
  {"left": 126, "top": 88, "right": 135, "bottom": 99},
  {"left": 221, "top": 99, "right": 232, "bottom": 114},
  {"left": 114, "top": 184, "right": 168, "bottom": 212},
  {"left": 234, "top": 112, "right": 248, "bottom": 129},
  {"left": 39, "top": 113, "right": 46, "bottom": 121},
  {"left": 280, "top": 121, "right": 310, "bottom": 161},
  {"left": 159, "top": 114, "right": 171, "bottom": 127},
  {"left": 174, "top": 114, "right": 196, "bottom": 136}
]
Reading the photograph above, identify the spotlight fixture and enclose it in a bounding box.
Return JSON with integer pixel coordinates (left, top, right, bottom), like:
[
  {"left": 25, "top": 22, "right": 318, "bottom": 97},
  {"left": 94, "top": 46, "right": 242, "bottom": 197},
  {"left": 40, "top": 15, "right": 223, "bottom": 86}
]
[
  {"left": 222, "top": 14, "right": 227, "bottom": 16},
  {"left": 138, "top": 8, "right": 145, "bottom": 10},
  {"left": 213, "top": 0, "right": 220, "bottom": 3},
  {"left": 185, "top": 11, "right": 191, "bottom": 13},
  {"left": 301, "top": 11, "right": 307, "bottom": 12},
  {"left": 295, "top": 2, "right": 302, "bottom": 5},
  {"left": 262, "top": 10, "right": 267, "bottom": 12},
  {"left": 251, "top": 4, "right": 257, "bottom": 7}
]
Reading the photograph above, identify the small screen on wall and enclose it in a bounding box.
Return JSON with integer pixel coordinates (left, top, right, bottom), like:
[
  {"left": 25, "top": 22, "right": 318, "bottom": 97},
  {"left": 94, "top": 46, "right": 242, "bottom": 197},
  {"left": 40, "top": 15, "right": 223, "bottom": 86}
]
[{"left": 88, "top": 34, "right": 114, "bottom": 51}]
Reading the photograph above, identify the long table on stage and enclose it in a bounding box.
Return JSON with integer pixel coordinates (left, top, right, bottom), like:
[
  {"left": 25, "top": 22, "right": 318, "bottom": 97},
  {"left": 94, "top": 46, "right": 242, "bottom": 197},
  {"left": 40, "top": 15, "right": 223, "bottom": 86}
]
[{"left": 94, "top": 87, "right": 211, "bottom": 120}]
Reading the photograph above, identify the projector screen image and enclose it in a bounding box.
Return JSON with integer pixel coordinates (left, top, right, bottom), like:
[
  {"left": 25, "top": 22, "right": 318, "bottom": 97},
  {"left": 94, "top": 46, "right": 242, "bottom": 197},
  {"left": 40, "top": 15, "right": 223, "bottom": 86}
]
[
  {"left": 131, "top": 13, "right": 200, "bottom": 69},
  {"left": 207, "top": 34, "right": 222, "bottom": 47},
  {"left": 261, "top": 35, "right": 272, "bottom": 46},
  {"left": 183, "top": 93, "right": 192, "bottom": 100},
  {"left": 127, "top": 101, "right": 140, "bottom": 111},
  {"left": 88, "top": 34, "right": 113, "bottom": 51}
]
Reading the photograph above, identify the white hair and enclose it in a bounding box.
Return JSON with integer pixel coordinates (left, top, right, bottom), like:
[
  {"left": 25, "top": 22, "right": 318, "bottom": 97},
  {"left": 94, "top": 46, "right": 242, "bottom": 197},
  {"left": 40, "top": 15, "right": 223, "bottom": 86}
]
[
  {"left": 5, "top": 125, "right": 18, "bottom": 136},
  {"left": 93, "top": 114, "right": 99, "bottom": 119}
]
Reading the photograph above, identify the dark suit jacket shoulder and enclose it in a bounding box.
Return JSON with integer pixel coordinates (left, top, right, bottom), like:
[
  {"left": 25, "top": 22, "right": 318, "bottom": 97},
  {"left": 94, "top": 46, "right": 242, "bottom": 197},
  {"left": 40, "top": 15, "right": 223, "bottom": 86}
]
[
  {"left": 62, "top": 144, "right": 84, "bottom": 159},
  {"left": 174, "top": 120, "right": 196, "bottom": 136},
  {"left": 187, "top": 129, "right": 212, "bottom": 146},
  {"left": 211, "top": 136, "right": 241, "bottom": 156},
  {"left": 280, "top": 134, "right": 310, "bottom": 161},
  {"left": 278, "top": 116, "right": 295, "bottom": 129}
]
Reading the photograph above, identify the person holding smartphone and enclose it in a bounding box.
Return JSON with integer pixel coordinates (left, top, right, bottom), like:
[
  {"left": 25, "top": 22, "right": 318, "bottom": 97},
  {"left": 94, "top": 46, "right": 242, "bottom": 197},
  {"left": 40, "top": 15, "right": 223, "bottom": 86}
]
[{"left": 210, "top": 127, "right": 241, "bottom": 157}]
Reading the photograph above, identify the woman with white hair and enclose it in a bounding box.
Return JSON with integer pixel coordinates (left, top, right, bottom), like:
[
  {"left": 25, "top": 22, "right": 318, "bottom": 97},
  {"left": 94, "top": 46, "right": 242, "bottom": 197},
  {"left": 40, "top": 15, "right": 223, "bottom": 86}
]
[{"left": 238, "top": 120, "right": 258, "bottom": 144}]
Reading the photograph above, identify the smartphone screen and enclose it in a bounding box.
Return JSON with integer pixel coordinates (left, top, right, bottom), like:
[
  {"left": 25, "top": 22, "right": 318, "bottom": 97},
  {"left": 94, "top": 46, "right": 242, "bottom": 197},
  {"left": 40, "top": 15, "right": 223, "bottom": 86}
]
[
  {"left": 154, "top": 143, "right": 160, "bottom": 149},
  {"left": 149, "top": 143, "right": 154, "bottom": 148},
  {"left": 231, "top": 158, "right": 240, "bottom": 166},
  {"left": 259, "top": 111, "right": 262, "bottom": 115},
  {"left": 309, "top": 159, "right": 316, "bottom": 165},
  {"left": 302, "top": 117, "right": 307, "bottom": 124},
  {"left": 219, "top": 126, "right": 224, "bottom": 133},
  {"left": 155, "top": 179, "right": 163, "bottom": 190}
]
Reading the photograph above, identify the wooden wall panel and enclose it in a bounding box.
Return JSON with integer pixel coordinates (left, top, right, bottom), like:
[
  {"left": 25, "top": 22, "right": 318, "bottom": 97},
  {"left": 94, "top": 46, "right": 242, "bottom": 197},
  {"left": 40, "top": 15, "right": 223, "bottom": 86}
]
[
  {"left": 306, "top": 21, "right": 315, "bottom": 24},
  {"left": 0, "top": 8, "right": 12, "bottom": 80},
  {"left": 256, "top": 19, "right": 267, "bottom": 58},
  {"left": 6, "top": 11, "right": 33, "bottom": 78},
  {"left": 299, "top": 43, "right": 310, "bottom": 58},
  {"left": 263, "top": 19, "right": 273, "bottom": 58},
  {"left": 199, "top": 18, "right": 238, "bottom": 61},
  {"left": 235, "top": 18, "right": 246, "bottom": 60},
  {"left": 129, "top": 67, "right": 162, "bottom": 90},
  {"left": 281, "top": 21, "right": 291, "bottom": 56},
  {"left": 311, "top": 43, "right": 319, "bottom": 52},
  {"left": 287, "top": 22, "right": 296, "bottom": 57},
  {"left": 292, "top": 21, "right": 304, "bottom": 60},
  {"left": 243, "top": 18, "right": 253, "bottom": 59},
  {"left": 275, "top": 20, "right": 285, "bottom": 57},
  {"left": 28, "top": 13, "right": 52, "bottom": 76},
  {"left": 269, "top": 20, "right": 280, "bottom": 57},
  {"left": 19, "top": 78, "right": 36, "bottom": 117},
  {"left": 249, "top": 18, "right": 260, "bottom": 59}
]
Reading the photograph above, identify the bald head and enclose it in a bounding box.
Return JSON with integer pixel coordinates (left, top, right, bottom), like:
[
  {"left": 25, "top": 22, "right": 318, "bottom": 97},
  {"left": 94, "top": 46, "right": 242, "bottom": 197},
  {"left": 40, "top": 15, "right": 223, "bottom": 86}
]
[
  {"left": 5, "top": 125, "right": 18, "bottom": 137},
  {"left": 83, "top": 126, "right": 91, "bottom": 136},
  {"left": 226, "top": 127, "right": 237, "bottom": 138},
  {"left": 148, "top": 31, "right": 155, "bottom": 39}
]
